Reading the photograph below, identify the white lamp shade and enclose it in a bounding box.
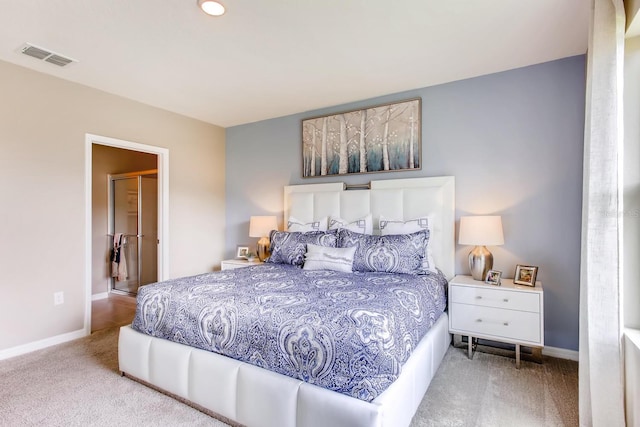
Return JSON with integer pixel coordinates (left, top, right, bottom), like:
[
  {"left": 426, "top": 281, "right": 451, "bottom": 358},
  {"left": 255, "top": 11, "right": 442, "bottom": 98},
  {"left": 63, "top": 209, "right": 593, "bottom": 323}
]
[
  {"left": 458, "top": 216, "right": 504, "bottom": 246},
  {"left": 249, "top": 216, "right": 278, "bottom": 238}
]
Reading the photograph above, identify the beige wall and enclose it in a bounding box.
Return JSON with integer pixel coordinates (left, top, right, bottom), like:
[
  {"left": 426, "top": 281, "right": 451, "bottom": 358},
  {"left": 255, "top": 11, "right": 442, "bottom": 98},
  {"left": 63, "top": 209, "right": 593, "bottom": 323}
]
[
  {"left": 92, "top": 145, "right": 157, "bottom": 296},
  {"left": 0, "top": 59, "right": 226, "bottom": 352}
]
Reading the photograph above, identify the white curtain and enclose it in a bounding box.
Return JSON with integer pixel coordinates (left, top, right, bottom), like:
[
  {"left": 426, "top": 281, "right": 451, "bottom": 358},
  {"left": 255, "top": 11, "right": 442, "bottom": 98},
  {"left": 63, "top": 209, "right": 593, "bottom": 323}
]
[{"left": 579, "top": 0, "right": 626, "bottom": 425}]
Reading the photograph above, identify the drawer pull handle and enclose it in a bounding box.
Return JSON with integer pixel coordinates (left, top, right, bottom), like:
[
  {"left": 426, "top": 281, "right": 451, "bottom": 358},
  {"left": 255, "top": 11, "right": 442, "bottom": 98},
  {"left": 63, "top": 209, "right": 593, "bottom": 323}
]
[
  {"left": 503, "top": 322, "right": 509, "bottom": 326},
  {"left": 476, "top": 296, "right": 482, "bottom": 299},
  {"left": 476, "top": 319, "right": 483, "bottom": 322},
  {"left": 503, "top": 298, "right": 509, "bottom": 302}
]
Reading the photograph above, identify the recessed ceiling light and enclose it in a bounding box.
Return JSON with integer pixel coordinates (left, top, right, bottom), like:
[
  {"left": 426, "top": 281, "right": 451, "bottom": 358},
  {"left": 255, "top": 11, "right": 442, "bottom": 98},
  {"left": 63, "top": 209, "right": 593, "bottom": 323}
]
[{"left": 198, "top": 0, "right": 225, "bottom": 16}]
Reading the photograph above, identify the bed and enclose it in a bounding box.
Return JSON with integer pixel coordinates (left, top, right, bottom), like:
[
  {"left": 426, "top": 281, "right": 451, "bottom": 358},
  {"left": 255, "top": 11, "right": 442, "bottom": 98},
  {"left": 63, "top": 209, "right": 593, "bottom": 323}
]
[{"left": 118, "top": 176, "right": 455, "bottom": 427}]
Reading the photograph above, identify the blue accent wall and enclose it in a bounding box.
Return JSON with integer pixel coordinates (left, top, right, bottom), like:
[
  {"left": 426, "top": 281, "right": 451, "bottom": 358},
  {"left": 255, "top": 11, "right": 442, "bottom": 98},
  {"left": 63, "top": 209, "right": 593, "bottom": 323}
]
[{"left": 226, "top": 55, "right": 585, "bottom": 351}]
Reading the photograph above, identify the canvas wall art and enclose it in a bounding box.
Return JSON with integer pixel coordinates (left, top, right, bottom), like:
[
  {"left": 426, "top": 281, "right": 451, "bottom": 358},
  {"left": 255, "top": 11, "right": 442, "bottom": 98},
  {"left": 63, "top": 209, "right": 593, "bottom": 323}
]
[{"left": 301, "top": 98, "right": 421, "bottom": 177}]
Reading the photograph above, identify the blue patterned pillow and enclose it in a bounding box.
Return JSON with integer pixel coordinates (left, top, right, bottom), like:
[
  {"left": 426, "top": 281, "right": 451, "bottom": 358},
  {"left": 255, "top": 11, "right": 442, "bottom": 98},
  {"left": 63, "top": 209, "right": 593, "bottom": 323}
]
[
  {"left": 379, "top": 215, "right": 437, "bottom": 273},
  {"left": 266, "top": 230, "right": 337, "bottom": 267},
  {"left": 337, "top": 228, "right": 429, "bottom": 275}
]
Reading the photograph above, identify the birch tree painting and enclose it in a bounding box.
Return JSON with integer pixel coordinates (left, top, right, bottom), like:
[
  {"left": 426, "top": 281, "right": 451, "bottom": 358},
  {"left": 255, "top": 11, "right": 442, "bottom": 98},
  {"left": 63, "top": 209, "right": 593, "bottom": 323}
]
[{"left": 302, "top": 98, "right": 421, "bottom": 177}]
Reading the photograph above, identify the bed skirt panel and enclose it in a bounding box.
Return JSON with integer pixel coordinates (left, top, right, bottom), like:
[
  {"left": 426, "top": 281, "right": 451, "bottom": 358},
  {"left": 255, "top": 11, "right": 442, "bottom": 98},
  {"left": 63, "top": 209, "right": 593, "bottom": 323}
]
[
  {"left": 372, "top": 311, "right": 450, "bottom": 427},
  {"left": 118, "top": 312, "right": 450, "bottom": 427},
  {"left": 189, "top": 349, "right": 241, "bottom": 421}
]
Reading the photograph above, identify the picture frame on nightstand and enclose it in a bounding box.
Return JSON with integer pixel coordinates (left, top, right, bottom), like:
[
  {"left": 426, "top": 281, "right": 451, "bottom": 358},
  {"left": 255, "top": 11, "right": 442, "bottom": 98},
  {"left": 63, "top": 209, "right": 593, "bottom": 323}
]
[
  {"left": 514, "top": 264, "right": 538, "bottom": 286},
  {"left": 485, "top": 270, "right": 502, "bottom": 285},
  {"left": 236, "top": 245, "right": 249, "bottom": 259}
]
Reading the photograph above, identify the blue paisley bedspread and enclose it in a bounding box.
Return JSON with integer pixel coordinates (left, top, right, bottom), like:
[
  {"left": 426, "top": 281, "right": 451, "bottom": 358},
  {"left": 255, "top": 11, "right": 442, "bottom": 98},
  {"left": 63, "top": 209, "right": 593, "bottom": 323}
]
[{"left": 131, "top": 263, "right": 447, "bottom": 402}]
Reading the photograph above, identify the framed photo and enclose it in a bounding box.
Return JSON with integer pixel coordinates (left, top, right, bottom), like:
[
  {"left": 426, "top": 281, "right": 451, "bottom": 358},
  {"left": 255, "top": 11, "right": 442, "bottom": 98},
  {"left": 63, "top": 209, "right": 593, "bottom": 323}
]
[
  {"left": 236, "top": 245, "right": 249, "bottom": 259},
  {"left": 485, "top": 270, "right": 502, "bottom": 286},
  {"left": 301, "top": 98, "right": 421, "bottom": 177},
  {"left": 514, "top": 265, "right": 538, "bottom": 287}
]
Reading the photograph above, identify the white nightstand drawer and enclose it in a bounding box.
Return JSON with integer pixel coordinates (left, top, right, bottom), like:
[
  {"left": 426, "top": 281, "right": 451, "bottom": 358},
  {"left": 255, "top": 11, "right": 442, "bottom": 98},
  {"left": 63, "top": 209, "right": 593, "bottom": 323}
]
[
  {"left": 450, "top": 285, "right": 540, "bottom": 313},
  {"left": 450, "top": 303, "right": 541, "bottom": 344}
]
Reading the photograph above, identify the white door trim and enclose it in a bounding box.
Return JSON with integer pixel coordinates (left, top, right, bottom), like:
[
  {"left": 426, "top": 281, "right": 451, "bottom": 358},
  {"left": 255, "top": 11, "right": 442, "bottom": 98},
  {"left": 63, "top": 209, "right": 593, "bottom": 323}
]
[{"left": 84, "top": 134, "right": 169, "bottom": 335}]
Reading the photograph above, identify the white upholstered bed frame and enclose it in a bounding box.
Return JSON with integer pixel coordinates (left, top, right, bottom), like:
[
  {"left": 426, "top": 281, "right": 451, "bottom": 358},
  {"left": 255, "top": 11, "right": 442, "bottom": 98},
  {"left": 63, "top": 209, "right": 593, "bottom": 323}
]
[{"left": 119, "top": 176, "right": 455, "bottom": 427}]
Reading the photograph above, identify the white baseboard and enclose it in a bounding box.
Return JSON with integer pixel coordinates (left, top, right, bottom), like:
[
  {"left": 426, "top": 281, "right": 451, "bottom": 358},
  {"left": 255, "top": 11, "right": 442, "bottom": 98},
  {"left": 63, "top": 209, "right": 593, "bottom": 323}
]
[
  {"left": 0, "top": 328, "right": 87, "bottom": 361},
  {"left": 543, "top": 345, "right": 579, "bottom": 361},
  {"left": 91, "top": 292, "right": 109, "bottom": 301}
]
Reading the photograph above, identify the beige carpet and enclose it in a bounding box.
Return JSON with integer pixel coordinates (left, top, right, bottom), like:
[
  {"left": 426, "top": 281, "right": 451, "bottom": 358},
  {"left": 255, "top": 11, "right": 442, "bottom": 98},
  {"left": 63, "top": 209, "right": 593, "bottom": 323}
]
[
  {"left": 414, "top": 345, "right": 579, "bottom": 427},
  {"left": 0, "top": 328, "right": 578, "bottom": 426}
]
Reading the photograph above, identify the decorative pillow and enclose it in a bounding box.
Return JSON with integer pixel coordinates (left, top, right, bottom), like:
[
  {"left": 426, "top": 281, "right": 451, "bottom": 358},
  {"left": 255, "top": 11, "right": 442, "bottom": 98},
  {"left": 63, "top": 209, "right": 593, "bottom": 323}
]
[
  {"left": 379, "top": 215, "right": 437, "bottom": 273},
  {"left": 287, "top": 216, "right": 328, "bottom": 232},
  {"left": 328, "top": 214, "right": 373, "bottom": 235},
  {"left": 337, "top": 229, "right": 428, "bottom": 275},
  {"left": 379, "top": 215, "right": 431, "bottom": 234},
  {"left": 266, "top": 230, "right": 337, "bottom": 267},
  {"left": 303, "top": 244, "right": 356, "bottom": 273}
]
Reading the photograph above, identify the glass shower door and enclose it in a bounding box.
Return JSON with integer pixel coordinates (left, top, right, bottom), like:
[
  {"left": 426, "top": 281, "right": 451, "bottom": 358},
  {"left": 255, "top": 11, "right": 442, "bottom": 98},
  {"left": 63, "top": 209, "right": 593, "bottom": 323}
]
[
  {"left": 112, "top": 177, "right": 139, "bottom": 294},
  {"left": 111, "top": 172, "right": 157, "bottom": 295},
  {"left": 139, "top": 175, "right": 158, "bottom": 287}
]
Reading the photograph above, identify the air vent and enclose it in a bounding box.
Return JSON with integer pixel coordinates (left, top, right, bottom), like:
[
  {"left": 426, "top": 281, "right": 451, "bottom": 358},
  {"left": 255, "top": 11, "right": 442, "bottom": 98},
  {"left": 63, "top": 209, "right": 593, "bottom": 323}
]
[
  {"left": 22, "top": 45, "right": 50, "bottom": 60},
  {"left": 45, "top": 54, "right": 74, "bottom": 67},
  {"left": 20, "top": 43, "right": 77, "bottom": 67}
]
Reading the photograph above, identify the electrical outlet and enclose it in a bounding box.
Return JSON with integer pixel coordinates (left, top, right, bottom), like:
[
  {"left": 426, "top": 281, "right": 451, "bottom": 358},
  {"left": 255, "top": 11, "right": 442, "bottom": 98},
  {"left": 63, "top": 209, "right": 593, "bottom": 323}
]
[{"left": 54, "top": 291, "right": 64, "bottom": 305}]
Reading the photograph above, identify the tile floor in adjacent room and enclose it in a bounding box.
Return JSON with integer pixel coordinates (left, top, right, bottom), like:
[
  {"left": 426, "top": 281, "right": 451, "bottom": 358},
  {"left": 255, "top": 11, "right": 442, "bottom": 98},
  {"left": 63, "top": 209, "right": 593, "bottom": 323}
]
[{"left": 91, "top": 293, "right": 137, "bottom": 332}]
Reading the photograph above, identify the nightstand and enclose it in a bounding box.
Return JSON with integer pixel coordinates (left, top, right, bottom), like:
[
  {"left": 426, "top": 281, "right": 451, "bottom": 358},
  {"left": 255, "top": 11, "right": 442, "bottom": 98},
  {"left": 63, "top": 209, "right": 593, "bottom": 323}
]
[
  {"left": 221, "top": 259, "right": 264, "bottom": 271},
  {"left": 448, "top": 274, "right": 544, "bottom": 368}
]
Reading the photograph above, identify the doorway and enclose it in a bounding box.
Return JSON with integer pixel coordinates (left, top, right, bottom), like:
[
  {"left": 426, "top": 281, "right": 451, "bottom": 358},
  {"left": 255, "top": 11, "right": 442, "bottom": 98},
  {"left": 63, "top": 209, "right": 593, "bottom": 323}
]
[
  {"left": 109, "top": 170, "right": 158, "bottom": 295},
  {"left": 84, "top": 134, "right": 169, "bottom": 335}
]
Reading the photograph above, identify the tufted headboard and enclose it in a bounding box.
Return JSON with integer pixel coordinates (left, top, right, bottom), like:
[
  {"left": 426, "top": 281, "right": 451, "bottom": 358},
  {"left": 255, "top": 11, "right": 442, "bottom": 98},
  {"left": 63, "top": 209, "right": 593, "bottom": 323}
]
[{"left": 284, "top": 176, "right": 455, "bottom": 279}]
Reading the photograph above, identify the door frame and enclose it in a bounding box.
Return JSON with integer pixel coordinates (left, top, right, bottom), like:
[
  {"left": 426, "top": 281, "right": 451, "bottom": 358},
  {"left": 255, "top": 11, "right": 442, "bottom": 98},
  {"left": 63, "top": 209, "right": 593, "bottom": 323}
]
[{"left": 84, "top": 134, "right": 169, "bottom": 335}]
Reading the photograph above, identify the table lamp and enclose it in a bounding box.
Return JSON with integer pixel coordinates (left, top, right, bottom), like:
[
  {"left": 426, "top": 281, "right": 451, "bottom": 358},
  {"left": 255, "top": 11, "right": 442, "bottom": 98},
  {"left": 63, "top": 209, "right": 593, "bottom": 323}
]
[
  {"left": 249, "top": 215, "right": 278, "bottom": 261},
  {"left": 458, "top": 215, "right": 504, "bottom": 281}
]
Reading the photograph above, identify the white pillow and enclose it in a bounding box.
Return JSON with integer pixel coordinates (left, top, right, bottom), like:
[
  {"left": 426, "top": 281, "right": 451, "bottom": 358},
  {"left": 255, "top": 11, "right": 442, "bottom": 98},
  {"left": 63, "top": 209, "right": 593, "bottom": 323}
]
[
  {"left": 379, "top": 215, "right": 437, "bottom": 273},
  {"left": 287, "top": 216, "right": 328, "bottom": 232},
  {"left": 303, "top": 243, "right": 356, "bottom": 273},
  {"left": 328, "top": 214, "right": 373, "bottom": 235}
]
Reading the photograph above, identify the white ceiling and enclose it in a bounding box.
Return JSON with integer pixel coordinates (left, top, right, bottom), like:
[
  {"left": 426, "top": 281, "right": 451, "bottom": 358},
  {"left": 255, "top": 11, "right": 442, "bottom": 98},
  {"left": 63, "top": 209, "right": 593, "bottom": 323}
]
[{"left": 0, "top": 0, "right": 589, "bottom": 128}]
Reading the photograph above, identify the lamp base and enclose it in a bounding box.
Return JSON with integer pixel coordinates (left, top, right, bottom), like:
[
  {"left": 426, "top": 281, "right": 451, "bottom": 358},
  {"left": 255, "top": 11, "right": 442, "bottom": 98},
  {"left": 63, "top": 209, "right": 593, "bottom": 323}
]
[
  {"left": 256, "top": 237, "right": 271, "bottom": 262},
  {"left": 469, "top": 246, "right": 493, "bottom": 281}
]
